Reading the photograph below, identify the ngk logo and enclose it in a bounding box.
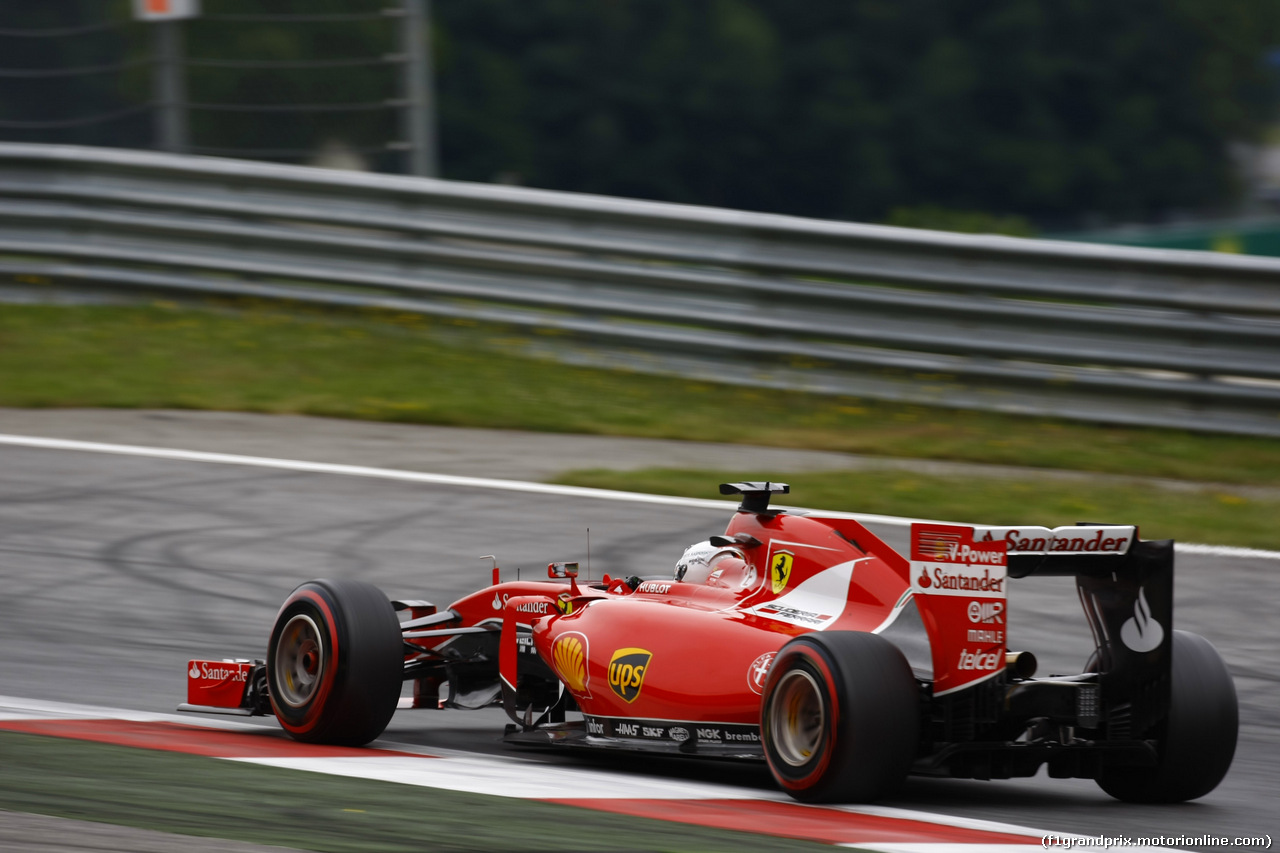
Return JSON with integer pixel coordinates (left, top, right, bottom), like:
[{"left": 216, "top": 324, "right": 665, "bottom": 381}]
[{"left": 967, "top": 600, "right": 1004, "bottom": 624}]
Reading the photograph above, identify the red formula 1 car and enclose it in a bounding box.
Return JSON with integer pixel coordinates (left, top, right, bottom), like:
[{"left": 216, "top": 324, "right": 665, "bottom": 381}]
[{"left": 180, "top": 482, "right": 1237, "bottom": 803}]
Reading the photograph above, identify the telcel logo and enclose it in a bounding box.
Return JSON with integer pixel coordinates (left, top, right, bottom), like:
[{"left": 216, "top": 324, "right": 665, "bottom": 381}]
[
  {"left": 608, "top": 647, "right": 652, "bottom": 703},
  {"left": 957, "top": 649, "right": 1001, "bottom": 671}
]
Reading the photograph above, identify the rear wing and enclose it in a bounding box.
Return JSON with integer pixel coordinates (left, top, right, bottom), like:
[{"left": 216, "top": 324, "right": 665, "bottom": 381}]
[
  {"left": 911, "top": 522, "right": 1173, "bottom": 733},
  {"left": 981, "top": 524, "right": 1140, "bottom": 578}
]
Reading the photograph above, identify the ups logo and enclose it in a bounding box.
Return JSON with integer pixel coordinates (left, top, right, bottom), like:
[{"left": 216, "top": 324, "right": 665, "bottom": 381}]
[{"left": 608, "top": 648, "right": 652, "bottom": 703}]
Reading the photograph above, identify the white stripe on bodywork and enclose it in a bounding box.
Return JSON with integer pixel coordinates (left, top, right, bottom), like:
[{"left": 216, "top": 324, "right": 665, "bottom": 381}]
[{"left": 741, "top": 559, "right": 864, "bottom": 629}]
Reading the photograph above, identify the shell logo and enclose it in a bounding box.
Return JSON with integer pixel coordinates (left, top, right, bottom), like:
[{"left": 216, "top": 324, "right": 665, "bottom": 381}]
[{"left": 552, "top": 632, "right": 590, "bottom": 696}]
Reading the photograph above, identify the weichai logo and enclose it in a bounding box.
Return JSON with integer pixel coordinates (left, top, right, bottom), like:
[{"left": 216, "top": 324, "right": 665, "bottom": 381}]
[{"left": 608, "top": 647, "right": 652, "bottom": 703}]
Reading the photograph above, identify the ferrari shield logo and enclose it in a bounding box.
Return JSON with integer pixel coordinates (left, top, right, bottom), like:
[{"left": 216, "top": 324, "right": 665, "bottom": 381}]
[{"left": 770, "top": 551, "right": 794, "bottom": 594}]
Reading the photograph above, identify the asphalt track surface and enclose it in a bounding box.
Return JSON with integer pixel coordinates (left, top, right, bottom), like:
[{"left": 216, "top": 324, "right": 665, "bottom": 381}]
[{"left": 1, "top": 412, "right": 1276, "bottom": 851}]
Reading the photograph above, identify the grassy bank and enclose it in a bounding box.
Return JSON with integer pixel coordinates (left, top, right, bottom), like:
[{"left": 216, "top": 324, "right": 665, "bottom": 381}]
[
  {"left": 2, "top": 301, "right": 1278, "bottom": 492},
  {"left": 554, "top": 468, "right": 1280, "bottom": 549}
]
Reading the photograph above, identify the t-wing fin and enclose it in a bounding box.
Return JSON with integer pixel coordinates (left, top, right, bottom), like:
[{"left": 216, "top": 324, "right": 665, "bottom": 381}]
[{"left": 719, "top": 481, "right": 790, "bottom": 515}]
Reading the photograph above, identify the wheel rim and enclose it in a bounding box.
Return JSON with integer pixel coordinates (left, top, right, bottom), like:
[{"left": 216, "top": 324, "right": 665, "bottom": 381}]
[
  {"left": 769, "top": 668, "right": 825, "bottom": 767},
  {"left": 275, "top": 613, "right": 325, "bottom": 708}
]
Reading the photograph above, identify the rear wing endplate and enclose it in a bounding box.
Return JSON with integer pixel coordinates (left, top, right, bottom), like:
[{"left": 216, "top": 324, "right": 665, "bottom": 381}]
[{"left": 911, "top": 522, "right": 1173, "bottom": 733}]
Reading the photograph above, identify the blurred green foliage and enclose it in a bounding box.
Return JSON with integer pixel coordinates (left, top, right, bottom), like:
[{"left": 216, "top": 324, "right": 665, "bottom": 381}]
[
  {"left": 433, "top": 0, "right": 1280, "bottom": 225},
  {"left": 883, "top": 206, "right": 1035, "bottom": 237},
  {"left": 555, "top": 468, "right": 1280, "bottom": 550},
  {"left": 1, "top": 1, "right": 1278, "bottom": 225},
  {"left": 0, "top": 0, "right": 151, "bottom": 148}
]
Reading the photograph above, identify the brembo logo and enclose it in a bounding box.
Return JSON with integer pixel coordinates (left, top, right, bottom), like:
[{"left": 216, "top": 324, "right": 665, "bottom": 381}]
[{"left": 608, "top": 648, "right": 652, "bottom": 703}]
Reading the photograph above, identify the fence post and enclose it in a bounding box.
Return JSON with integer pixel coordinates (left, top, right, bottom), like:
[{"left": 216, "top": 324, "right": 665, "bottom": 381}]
[
  {"left": 402, "top": 0, "right": 438, "bottom": 177},
  {"left": 151, "top": 19, "right": 189, "bottom": 153}
]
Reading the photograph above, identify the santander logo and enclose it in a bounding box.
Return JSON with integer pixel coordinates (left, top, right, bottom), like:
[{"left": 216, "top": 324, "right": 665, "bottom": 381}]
[
  {"left": 189, "top": 663, "right": 200, "bottom": 679},
  {"left": 1120, "top": 587, "right": 1165, "bottom": 653},
  {"left": 917, "top": 570, "right": 932, "bottom": 589}
]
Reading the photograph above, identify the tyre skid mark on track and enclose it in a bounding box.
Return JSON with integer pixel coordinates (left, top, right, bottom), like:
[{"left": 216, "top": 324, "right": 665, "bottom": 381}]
[{"left": 0, "top": 698, "right": 1190, "bottom": 852}]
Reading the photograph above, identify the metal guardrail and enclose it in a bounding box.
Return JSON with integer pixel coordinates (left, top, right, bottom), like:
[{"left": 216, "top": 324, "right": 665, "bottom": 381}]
[{"left": 2, "top": 142, "right": 1280, "bottom": 436}]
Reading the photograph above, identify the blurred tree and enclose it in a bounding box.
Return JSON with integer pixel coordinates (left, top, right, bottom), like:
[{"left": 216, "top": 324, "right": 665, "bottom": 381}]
[
  {"left": 0, "top": 0, "right": 149, "bottom": 149},
  {"left": 433, "top": 0, "right": 1280, "bottom": 225},
  {"left": 182, "top": 0, "right": 401, "bottom": 168},
  {"left": 1, "top": 1, "right": 1277, "bottom": 227}
]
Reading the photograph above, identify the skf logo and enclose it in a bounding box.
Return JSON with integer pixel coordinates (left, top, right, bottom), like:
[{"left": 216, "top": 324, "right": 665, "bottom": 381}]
[
  {"left": 608, "top": 648, "right": 652, "bottom": 703},
  {"left": 770, "top": 551, "right": 794, "bottom": 594},
  {"left": 552, "top": 632, "right": 590, "bottom": 696}
]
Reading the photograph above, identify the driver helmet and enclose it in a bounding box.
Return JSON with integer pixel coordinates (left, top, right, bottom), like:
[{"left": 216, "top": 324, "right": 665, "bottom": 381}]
[{"left": 675, "top": 540, "right": 745, "bottom": 585}]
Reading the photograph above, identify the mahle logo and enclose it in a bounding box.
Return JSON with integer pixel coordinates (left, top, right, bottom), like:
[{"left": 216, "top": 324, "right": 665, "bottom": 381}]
[
  {"left": 608, "top": 648, "right": 652, "bottom": 703},
  {"left": 770, "top": 551, "right": 794, "bottom": 594}
]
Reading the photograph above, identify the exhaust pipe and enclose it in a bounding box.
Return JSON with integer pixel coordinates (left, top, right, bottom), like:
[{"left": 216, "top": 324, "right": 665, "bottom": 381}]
[{"left": 1005, "top": 650, "right": 1037, "bottom": 679}]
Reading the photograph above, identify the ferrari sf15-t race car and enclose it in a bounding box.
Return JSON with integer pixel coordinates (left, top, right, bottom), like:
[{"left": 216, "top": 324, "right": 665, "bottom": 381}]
[{"left": 181, "top": 482, "right": 1238, "bottom": 803}]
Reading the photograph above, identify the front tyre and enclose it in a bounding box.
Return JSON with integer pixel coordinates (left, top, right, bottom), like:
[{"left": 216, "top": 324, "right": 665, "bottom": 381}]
[
  {"left": 761, "top": 632, "right": 919, "bottom": 803},
  {"left": 267, "top": 579, "right": 402, "bottom": 746},
  {"left": 1097, "top": 630, "right": 1238, "bottom": 803}
]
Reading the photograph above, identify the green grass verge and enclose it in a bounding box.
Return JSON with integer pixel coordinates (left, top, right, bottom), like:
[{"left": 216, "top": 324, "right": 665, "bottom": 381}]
[
  {"left": 0, "top": 731, "right": 829, "bottom": 853},
  {"left": 2, "top": 301, "right": 1279, "bottom": 489},
  {"left": 554, "top": 468, "right": 1280, "bottom": 550}
]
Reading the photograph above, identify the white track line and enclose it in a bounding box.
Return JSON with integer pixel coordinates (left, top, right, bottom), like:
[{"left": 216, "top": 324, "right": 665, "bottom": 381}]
[{"left": 2, "top": 432, "right": 1277, "bottom": 559}]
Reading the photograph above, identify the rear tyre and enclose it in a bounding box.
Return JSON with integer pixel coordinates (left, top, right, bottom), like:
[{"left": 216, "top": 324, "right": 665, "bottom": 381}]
[
  {"left": 761, "top": 632, "right": 919, "bottom": 803},
  {"left": 267, "top": 578, "right": 403, "bottom": 746},
  {"left": 1097, "top": 630, "right": 1237, "bottom": 803}
]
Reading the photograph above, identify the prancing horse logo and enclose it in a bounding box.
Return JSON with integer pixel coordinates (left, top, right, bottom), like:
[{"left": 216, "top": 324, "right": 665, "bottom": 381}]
[{"left": 770, "top": 551, "right": 794, "bottom": 594}]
